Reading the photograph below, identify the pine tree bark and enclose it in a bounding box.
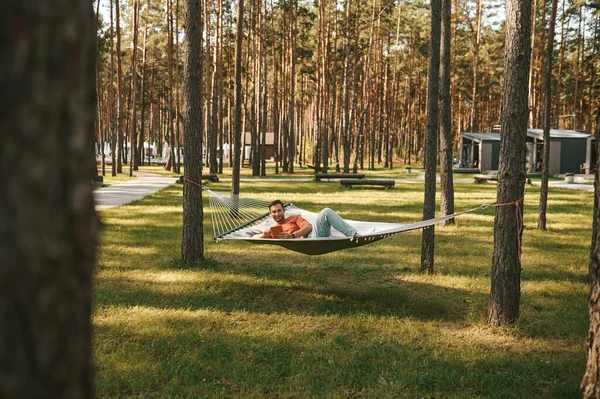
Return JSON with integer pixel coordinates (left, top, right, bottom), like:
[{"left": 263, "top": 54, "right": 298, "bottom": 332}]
[
  {"left": 582, "top": 106, "right": 600, "bottom": 398},
  {"left": 537, "top": 0, "right": 558, "bottom": 230},
  {"left": 488, "top": 0, "right": 531, "bottom": 326},
  {"left": 421, "top": 0, "right": 442, "bottom": 274},
  {"left": 583, "top": 106, "right": 600, "bottom": 398},
  {"left": 182, "top": 0, "right": 204, "bottom": 262},
  {"left": 439, "top": 0, "right": 455, "bottom": 225},
  {"left": 0, "top": 0, "right": 99, "bottom": 395}
]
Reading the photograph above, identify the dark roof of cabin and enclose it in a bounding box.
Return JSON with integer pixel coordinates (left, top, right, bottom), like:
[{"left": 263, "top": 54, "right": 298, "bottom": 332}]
[
  {"left": 527, "top": 129, "right": 591, "bottom": 139},
  {"left": 462, "top": 132, "right": 501, "bottom": 141}
]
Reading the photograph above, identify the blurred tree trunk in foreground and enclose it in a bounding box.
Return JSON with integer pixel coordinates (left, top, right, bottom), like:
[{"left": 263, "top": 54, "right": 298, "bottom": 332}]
[{"left": 0, "top": 0, "right": 99, "bottom": 396}]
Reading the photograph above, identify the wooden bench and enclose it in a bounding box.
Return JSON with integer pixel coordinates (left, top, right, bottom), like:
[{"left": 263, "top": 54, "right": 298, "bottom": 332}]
[
  {"left": 315, "top": 173, "right": 365, "bottom": 182},
  {"left": 340, "top": 179, "right": 395, "bottom": 189},
  {"left": 473, "top": 174, "right": 498, "bottom": 183}
]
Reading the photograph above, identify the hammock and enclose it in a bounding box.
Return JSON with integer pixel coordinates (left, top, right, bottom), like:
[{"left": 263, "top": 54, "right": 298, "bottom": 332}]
[{"left": 206, "top": 189, "right": 490, "bottom": 255}]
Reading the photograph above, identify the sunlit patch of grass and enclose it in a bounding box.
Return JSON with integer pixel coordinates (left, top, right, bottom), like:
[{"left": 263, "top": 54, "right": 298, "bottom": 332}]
[{"left": 94, "top": 175, "right": 591, "bottom": 398}]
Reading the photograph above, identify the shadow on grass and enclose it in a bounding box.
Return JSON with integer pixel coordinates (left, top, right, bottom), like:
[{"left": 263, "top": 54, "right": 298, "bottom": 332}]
[
  {"left": 94, "top": 309, "right": 583, "bottom": 399},
  {"left": 95, "top": 271, "right": 485, "bottom": 323}
]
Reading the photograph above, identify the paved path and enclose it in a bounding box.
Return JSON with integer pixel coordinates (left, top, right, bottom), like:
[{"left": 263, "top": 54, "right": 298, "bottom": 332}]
[
  {"left": 393, "top": 171, "right": 595, "bottom": 191},
  {"left": 94, "top": 172, "right": 178, "bottom": 210}
]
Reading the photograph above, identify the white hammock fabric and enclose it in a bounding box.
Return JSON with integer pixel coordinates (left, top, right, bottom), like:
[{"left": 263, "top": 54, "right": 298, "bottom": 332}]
[{"left": 206, "top": 189, "right": 489, "bottom": 256}]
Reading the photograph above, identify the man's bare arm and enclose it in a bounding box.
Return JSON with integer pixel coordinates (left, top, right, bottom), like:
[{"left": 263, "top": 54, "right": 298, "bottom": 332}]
[{"left": 278, "top": 224, "right": 312, "bottom": 239}]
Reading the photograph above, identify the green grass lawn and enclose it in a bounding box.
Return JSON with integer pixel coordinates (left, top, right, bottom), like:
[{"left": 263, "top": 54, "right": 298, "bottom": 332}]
[{"left": 94, "top": 175, "right": 590, "bottom": 398}]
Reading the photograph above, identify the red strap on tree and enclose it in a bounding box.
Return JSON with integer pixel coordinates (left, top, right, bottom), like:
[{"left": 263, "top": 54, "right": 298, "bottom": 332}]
[{"left": 183, "top": 177, "right": 203, "bottom": 188}]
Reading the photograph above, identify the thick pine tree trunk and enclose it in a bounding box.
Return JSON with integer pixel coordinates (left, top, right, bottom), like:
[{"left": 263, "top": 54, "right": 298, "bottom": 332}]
[
  {"left": 182, "top": 0, "right": 204, "bottom": 262},
  {"left": 0, "top": 0, "right": 99, "bottom": 396},
  {"left": 421, "top": 0, "right": 442, "bottom": 274},
  {"left": 582, "top": 107, "right": 600, "bottom": 398},
  {"left": 439, "top": 0, "right": 455, "bottom": 225},
  {"left": 488, "top": 0, "right": 531, "bottom": 326}
]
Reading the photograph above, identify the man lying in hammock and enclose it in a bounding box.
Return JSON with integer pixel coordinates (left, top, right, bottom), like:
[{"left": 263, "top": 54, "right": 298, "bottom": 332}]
[{"left": 252, "top": 199, "right": 358, "bottom": 240}]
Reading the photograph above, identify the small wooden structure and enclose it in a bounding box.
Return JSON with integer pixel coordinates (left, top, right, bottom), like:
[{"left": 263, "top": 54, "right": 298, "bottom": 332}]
[{"left": 243, "top": 132, "right": 275, "bottom": 160}]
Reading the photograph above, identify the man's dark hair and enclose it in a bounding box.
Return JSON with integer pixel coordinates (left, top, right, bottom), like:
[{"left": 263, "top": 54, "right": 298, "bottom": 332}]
[{"left": 268, "top": 199, "right": 284, "bottom": 210}]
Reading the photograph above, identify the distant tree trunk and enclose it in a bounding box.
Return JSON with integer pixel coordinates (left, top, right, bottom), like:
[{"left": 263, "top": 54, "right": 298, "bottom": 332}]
[
  {"left": 166, "top": 0, "right": 175, "bottom": 171},
  {"left": 129, "top": 0, "right": 140, "bottom": 177},
  {"left": 210, "top": 0, "right": 222, "bottom": 176},
  {"left": 271, "top": 0, "right": 280, "bottom": 175},
  {"left": 182, "top": 0, "right": 204, "bottom": 262},
  {"left": 116, "top": 0, "right": 124, "bottom": 173},
  {"left": 537, "top": 0, "right": 558, "bottom": 230},
  {"left": 0, "top": 0, "right": 98, "bottom": 395},
  {"left": 528, "top": 0, "right": 538, "bottom": 128},
  {"left": 287, "top": 0, "right": 296, "bottom": 173},
  {"left": 342, "top": 0, "right": 353, "bottom": 173},
  {"left": 109, "top": 0, "right": 117, "bottom": 176},
  {"left": 138, "top": 11, "right": 149, "bottom": 167},
  {"left": 488, "top": 0, "right": 531, "bottom": 326},
  {"left": 554, "top": 0, "right": 567, "bottom": 127},
  {"left": 174, "top": 0, "right": 181, "bottom": 174},
  {"left": 232, "top": 0, "right": 244, "bottom": 195},
  {"left": 421, "top": 0, "right": 442, "bottom": 274},
  {"left": 439, "top": 0, "right": 455, "bottom": 225},
  {"left": 468, "top": 0, "right": 482, "bottom": 132},
  {"left": 260, "top": 0, "right": 268, "bottom": 176}
]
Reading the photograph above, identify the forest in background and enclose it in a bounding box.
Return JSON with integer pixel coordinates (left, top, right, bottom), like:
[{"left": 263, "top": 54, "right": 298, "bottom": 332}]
[{"left": 93, "top": 0, "right": 600, "bottom": 176}]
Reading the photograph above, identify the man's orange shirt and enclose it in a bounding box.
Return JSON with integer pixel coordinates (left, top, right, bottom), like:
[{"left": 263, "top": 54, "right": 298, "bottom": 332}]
[{"left": 277, "top": 214, "right": 311, "bottom": 236}]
